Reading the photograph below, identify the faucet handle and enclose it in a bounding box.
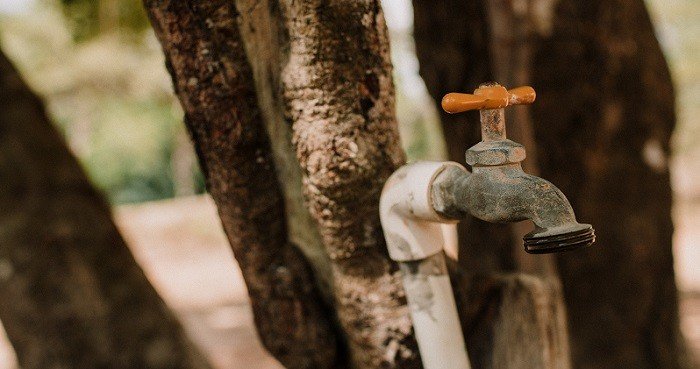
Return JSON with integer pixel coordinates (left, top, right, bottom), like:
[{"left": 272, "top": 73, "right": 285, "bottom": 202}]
[{"left": 441, "top": 84, "right": 536, "bottom": 114}]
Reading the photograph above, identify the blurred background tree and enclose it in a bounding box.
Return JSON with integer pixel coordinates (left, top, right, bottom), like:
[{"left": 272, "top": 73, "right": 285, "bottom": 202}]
[
  {"left": 1, "top": 0, "right": 203, "bottom": 204},
  {"left": 0, "top": 38, "right": 211, "bottom": 369}
]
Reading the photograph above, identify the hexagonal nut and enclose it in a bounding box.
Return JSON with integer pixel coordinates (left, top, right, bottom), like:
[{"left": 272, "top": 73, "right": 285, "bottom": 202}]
[{"left": 466, "top": 140, "right": 526, "bottom": 166}]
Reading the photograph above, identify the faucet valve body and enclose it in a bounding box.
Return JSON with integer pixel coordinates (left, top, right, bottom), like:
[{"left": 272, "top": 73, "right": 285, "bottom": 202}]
[{"left": 439, "top": 82, "right": 595, "bottom": 253}]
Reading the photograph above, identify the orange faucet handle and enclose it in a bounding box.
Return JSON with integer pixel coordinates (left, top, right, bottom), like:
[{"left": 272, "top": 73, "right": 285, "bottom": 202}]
[{"left": 441, "top": 84, "right": 536, "bottom": 114}]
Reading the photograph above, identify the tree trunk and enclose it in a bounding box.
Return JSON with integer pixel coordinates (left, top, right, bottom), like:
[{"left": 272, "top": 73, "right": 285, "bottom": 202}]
[
  {"left": 256, "top": 1, "right": 418, "bottom": 367},
  {"left": 145, "top": 1, "right": 422, "bottom": 368},
  {"left": 414, "top": 0, "right": 690, "bottom": 368},
  {"left": 0, "top": 49, "right": 210, "bottom": 369},
  {"left": 532, "top": 1, "right": 690, "bottom": 368},
  {"left": 143, "top": 2, "right": 340, "bottom": 368}
]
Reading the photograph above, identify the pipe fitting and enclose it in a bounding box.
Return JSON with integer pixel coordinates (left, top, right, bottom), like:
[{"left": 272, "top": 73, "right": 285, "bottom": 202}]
[
  {"left": 379, "top": 161, "right": 471, "bottom": 369},
  {"left": 465, "top": 139, "right": 526, "bottom": 166},
  {"left": 380, "top": 161, "right": 463, "bottom": 262},
  {"left": 379, "top": 83, "right": 595, "bottom": 369}
]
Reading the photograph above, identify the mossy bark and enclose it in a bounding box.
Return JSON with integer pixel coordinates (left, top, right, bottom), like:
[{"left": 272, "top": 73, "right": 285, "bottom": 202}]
[
  {"left": 143, "top": 1, "right": 340, "bottom": 368},
  {"left": 145, "top": 1, "right": 422, "bottom": 368}
]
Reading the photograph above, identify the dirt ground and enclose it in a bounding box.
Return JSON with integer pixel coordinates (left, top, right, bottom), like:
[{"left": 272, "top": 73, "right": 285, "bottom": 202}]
[
  {"left": 0, "top": 194, "right": 696, "bottom": 368},
  {"left": 114, "top": 196, "right": 285, "bottom": 369}
]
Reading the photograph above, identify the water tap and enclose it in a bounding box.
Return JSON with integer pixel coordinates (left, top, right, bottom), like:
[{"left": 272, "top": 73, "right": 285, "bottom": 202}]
[{"left": 433, "top": 82, "right": 595, "bottom": 253}]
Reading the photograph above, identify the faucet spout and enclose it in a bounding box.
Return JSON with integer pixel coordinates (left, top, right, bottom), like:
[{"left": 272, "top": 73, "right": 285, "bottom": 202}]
[{"left": 431, "top": 163, "right": 595, "bottom": 254}]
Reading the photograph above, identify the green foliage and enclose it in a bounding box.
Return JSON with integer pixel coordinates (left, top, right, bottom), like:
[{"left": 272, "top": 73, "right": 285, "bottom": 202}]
[
  {"left": 1, "top": 0, "right": 203, "bottom": 204},
  {"left": 646, "top": 0, "right": 700, "bottom": 155},
  {"left": 84, "top": 98, "right": 178, "bottom": 203},
  {"left": 117, "top": 0, "right": 151, "bottom": 34},
  {"left": 59, "top": 0, "right": 150, "bottom": 42},
  {"left": 60, "top": 0, "right": 98, "bottom": 41},
  {"left": 394, "top": 79, "right": 446, "bottom": 161}
]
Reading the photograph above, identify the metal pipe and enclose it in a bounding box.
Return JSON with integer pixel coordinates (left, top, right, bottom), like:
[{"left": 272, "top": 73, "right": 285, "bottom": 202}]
[{"left": 480, "top": 109, "right": 506, "bottom": 141}]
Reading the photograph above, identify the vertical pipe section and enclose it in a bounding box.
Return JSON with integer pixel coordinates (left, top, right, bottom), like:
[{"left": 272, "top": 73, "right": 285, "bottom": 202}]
[
  {"left": 400, "top": 253, "right": 469, "bottom": 369},
  {"left": 480, "top": 108, "right": 507, "bottom": 142},
  {"left": 380, "top": 161, "right": 471, "bottom": 369}
]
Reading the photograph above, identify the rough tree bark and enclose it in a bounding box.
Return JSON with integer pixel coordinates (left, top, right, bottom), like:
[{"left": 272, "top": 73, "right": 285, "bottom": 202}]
[
  {"left": 414, "top": 0, "right": 690, "bottom": 368},
  {"left": 0, "top": 50, "right": 210, "bottom": 368},
  {"left": 145, "top": 1, "right": 421, "bottom": 368},
  {"left": 268, "top": 2, "right": 418, "bottom": 367},
  {"left": 143, "top": 2, "right": 340, "bottom": 368},
  {"left": 532, "top": 1, "right": 690, "bottom": 368}
]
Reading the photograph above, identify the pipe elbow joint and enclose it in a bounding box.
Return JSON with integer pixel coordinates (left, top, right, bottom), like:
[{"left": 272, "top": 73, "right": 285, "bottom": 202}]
[{"left": 379, "top": 161, "right": 464, "bottom": 262}]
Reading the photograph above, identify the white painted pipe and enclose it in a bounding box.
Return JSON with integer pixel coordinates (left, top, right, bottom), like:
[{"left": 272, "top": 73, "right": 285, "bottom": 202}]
[{"left": 380, "top": 161, "right": 471, "bottom": 369}]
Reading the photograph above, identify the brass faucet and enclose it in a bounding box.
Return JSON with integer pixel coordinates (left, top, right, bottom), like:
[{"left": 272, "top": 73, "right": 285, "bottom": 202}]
[{"left": 433, "top": 82, "right": 595, "bottom": 253}]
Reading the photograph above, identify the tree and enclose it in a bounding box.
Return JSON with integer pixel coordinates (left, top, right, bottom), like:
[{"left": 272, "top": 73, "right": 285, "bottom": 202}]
[
  {"left": 0, "top": 49, "right": 210, "bottom": 368},
  {"left": 143, "top": 2, "right": 341, "bottom": 368},
  {"left": 413, "top": 0, "right": 692, "bottom": 368},
  {"left": 145, "top": 1, "right": 418, "bottom": 368}
]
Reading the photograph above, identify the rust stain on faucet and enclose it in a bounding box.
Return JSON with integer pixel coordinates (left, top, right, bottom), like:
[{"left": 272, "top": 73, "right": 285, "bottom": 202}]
[{"left": 434, "top": 82, "right": 595, "bottom": 254}]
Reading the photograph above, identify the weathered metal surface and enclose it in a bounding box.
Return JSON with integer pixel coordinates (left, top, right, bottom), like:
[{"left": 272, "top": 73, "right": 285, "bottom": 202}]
[
  {"left": 465, "top": 139, "right": 526, "bottom": 166},
  {"left": 433, "top": 83, "right": 595, "bottom": 254}
]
